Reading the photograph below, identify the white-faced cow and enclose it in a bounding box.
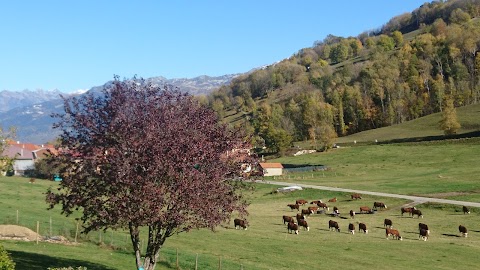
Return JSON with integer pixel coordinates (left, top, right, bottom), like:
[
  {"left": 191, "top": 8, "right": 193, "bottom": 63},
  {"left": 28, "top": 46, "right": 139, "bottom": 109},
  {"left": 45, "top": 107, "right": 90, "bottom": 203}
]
[
  {"left": 348, "top": 223, "right": 355, "bottom": 234},
  {"left": 359, "top": 223, "right": 368, "bottom": 234},
  {"left": 308, "top": 206, "right": 319, "bottom": 213},
  {"left": 296, "top": 213, "right": 305, "bottom": 222},
  {"left": 412, "top": 209, "right": 423, "bottom": 218},
  {"left": 329, "top": 220, "right": 340, "bottom": 232},
  {"left": 288, "top": 221, "right": 299, "bottom": 234},
  {"left": 386, "top": 228, "right": 402, "bottom": 240},
  {"left": 234, "top": 219, "right": 248, "bottom": 230},
  {"left": 351, "top": 193, "right": 362, "bottom": 200},
  {"left": 459, "top": 225, "right": 468, "bottom": 237},
  {"left": 298, "top": 219, "right": 309, "bottom": 231},
  {"left": 349, "top": 210, "right": 355, "bottom": 219},
  {"left": 287, "top": 204, "right": 299, "bottom": 211},
  {"left": 283, "top": 215, "right": 295, "bottom": 225},
  {"left": 419, "top": 228, "right": 429, "bottom": 241},
  {"left": 333, "top": 206, "right": 340, "bottom": 216},
  {"left": 401, "top": 207, "right": 416, "bottom": 216},
  {"left": 384, "top": 218, "right": 393, "bottom": 228},
  {"left": 317, "top": 202, "right": 330, "bottom": 211},
  {"left": 359, "top": 206, "right": 371, "bottom": 213},
  {"left": 310, "top": 200, "right": 322, "bottom": 205},
  {"left": 418, "top": 223, "right": 429, "bottom": 234},
  {"left": 462, "top": 206, "right": 470, "bottom": 214},
  {"left": 373, "top": 202, "right": 387, "bottom": 209},
  {"left": 296, "top": 199, "right": 308, "bottom": 206}
]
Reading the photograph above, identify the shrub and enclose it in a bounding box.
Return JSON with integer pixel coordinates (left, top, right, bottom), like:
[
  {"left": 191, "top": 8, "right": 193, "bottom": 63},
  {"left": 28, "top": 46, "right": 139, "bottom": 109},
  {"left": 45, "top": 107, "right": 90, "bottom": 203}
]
[{"left": 0, "top": 245, "right": 15, "bottom": 270}]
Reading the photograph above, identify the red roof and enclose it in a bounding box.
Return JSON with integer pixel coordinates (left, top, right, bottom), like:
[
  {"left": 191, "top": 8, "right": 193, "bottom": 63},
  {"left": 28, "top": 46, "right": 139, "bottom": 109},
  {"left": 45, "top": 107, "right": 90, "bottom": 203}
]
[{"left": 259, "top": 163, "right": 283, "bottom": 169}]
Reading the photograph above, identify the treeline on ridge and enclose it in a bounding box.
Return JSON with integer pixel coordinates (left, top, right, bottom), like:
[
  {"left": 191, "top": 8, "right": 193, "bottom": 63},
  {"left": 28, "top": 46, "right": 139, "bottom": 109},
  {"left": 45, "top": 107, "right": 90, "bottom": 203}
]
[{"left": 206, "top": 0, "right": 480, "bottom": 154}]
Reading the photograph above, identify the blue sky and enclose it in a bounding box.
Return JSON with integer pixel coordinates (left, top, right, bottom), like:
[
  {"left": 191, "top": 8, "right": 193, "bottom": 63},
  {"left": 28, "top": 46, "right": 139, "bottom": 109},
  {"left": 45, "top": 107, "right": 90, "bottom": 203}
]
[{"left": 0, "top": 1, "right": 428, "bottom": 93}]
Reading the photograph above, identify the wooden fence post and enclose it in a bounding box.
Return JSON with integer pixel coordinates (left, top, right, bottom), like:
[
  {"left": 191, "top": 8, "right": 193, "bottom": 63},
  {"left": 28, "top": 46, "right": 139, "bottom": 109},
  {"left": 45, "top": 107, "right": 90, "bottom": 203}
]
[
  {"left": 16, "top": 210, "right": 18, "bottom": 224},
  {"left": 195, "top": 253, "right": 198, "bottom": 270},
  {"left": 176, "top": 248, "right": 179, "bottom": 269},
  {"left": 49, "top": 216, "right": 52, "bottom": 236},
  {"left": 75, "top": 221, "right": 79, "bottom": 243},
  {"left": 218, "top": 256, "right": 222, "bottom": 270}
]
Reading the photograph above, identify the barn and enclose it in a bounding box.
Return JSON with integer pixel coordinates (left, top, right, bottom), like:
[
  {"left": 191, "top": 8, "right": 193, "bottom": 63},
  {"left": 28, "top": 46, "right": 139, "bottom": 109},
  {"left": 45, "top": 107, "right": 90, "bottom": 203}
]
[{"left": 259, "top": 163, "right": 283, "bottom": 176}]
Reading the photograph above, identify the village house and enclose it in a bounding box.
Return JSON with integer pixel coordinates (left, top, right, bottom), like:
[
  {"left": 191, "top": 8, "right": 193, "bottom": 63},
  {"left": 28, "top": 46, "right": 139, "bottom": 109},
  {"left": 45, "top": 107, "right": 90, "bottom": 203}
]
[{"left": 259, "top": 162, "right": 284, "bottom": 177}]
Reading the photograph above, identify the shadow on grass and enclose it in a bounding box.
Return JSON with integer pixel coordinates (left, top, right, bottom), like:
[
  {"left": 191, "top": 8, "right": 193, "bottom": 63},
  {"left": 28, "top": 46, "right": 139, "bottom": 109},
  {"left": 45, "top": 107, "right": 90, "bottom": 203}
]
[
  {"left": 8, "top": 250, "right": 116, "bottom": 270},
  {"left": 442, "top": 233, "right": 461, "bottom": 238}
]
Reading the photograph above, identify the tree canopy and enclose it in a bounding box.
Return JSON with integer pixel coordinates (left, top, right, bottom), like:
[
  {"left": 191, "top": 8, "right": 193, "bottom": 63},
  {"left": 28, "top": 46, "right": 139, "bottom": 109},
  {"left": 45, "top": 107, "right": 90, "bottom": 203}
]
[{"left": 46, "top": 77, "right": 257, "bottom": 270}]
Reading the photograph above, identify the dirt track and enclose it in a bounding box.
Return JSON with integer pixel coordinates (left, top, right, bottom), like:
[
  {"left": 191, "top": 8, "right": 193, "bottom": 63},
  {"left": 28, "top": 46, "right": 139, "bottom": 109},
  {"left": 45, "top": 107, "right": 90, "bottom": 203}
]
[{"left": 262, "top": 180, "right": 480, "bottom": 208}]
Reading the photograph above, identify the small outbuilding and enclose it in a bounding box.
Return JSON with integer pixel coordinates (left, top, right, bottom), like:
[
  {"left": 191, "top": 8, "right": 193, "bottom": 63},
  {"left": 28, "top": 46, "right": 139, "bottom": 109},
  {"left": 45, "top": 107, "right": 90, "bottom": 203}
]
[{"left": 259, "top": 162, "right": 283, "bottom": 176}]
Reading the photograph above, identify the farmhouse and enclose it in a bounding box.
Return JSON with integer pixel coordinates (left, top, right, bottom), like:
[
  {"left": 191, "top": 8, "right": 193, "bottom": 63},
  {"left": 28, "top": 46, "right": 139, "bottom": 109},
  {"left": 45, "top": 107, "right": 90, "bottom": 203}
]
[
  {"left": 259, "top": 162, "right": 283, "bottom": 176},
  {"left": 1, "top": 141, "right": 55, "bottom": 176}
]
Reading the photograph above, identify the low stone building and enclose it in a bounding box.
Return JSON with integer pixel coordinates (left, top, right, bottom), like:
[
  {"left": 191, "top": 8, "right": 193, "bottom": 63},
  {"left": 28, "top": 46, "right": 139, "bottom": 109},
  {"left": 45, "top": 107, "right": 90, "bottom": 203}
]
[{"left": 259, "top": 162, "right": 283, "bottom": 176}]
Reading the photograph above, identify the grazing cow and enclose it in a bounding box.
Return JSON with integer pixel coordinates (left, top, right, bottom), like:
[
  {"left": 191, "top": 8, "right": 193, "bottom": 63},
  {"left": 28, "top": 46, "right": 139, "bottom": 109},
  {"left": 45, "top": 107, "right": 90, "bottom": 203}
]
[
  {"left": 308, "top": 206, "right": 319, "bottom": 213},
  {"left": 288, "top": 221, "right": 299, "bottom": 234},
  {"left": 296, "top": 213, "right": 305, "bottom": 222},
  {"left": 459, "top": 225, "right": 468, "bottom": 237},
  {"left": 418, "top": 223, "right": 430, "bottom": 234},
  {"left": 412, "top": 209, "right": 423, "bottom": 218},
  {"left": 287, "top": 204, "right": 300, "bottom": 211},
  {"left": 373, "top": 202, "right": 387, "bottom": 209},
  {"left": 419, "top": 228, "right": 429, "bottom": 241},
  {"left": 386, "top": 228, "right": 402, "bottom": 240},
  {"left": 310, "top": 200, "right": 322, "bottom": 205},
  {"left": 359, "top": 206, "right": 371, "bottom": 213},
  {"left": 333, "top": 206, "right": 340, "bottom": 216},
  {"left": 301, "top": 209, "right": 312, "bottom": 216},
  {"left": 359, "top": 223, "right": 368, "bottom": 234},
  {"left": 463, "top": 206, "right": 470, "bottom": 214},
  {"left": 348, "top": 223, "right": 355, "bottom": 234},
  {"left": 317, "top": 202, "right": 330, "bottom": 211},
  {"left": 283, "top": 215, "right": 295, "bottom": 225},
  {"left": 298, "top": 219, "right": 309, "bottom": 231},
  {"left": 401, "top": 207, "right": 416, "bottom": 216},
  {"left": 328, "top": 197, "right": 337, "bottom": 202},
  {"left": 328, "top": 220, "right": 340, "bottom": 232},
  {"left": 349, "top": 210, "right": 355, "bottom": 219},
  {"left": 351, "top": 193, "right": 362, "bottom": 200},
  {"left": 296, "top": 199, "right": 308, "bottom": 205},
  {"left": 234, "top": 219, "right": 247, "bottom": 230},
  {"left": 384, "top": 219, "right": 393, "bottom": 228}
]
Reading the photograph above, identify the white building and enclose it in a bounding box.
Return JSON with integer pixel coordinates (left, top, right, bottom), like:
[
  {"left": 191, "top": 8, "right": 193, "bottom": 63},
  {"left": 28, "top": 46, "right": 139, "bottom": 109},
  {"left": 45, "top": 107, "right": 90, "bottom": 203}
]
[{"left": 259, "top": 163, "right": 283, "bottom": 176}]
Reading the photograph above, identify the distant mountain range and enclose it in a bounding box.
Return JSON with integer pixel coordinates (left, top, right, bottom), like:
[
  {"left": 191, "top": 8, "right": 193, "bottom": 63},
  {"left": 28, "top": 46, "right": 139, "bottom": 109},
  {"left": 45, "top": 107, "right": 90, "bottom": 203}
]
[{"left": 0, "top": 74, "right": 239, "bottom": 144}]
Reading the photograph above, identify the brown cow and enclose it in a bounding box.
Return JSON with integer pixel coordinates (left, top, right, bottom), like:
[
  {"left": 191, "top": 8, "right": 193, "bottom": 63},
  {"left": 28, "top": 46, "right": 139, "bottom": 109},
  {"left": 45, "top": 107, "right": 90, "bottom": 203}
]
[
  {"left": 401, "top": 207, "right": 416, "bottom": 216},
  {"left": 328, "top": 197, "right": 337, "bottom": 202},
  {"left": 459, "top": 225, "right": 468, "bottom": 237},
  {"left": 234, "top": 219, "right": 247, "bottom": 230},
  {"left": 328, "top": 220, "right": 340, "bottom": 232},
  {"left": 418, "top": 223, "right": 429, "bottom": 234},
  {"left": 349, "top": 210, "right": 355, "bottom": 219},
  {"left": 412, "top": 209, "right": 423, "bottom": 218},
  {"left": 359, "top": 223, "right": 368, "bottom": 234},
  {"left": 308, "top": 206, "right": 319, "bottom": 213},
  {"left": 373, "top": 202, "right": 387, "bottom": 209},
  {"left": 351, "top": 193, "right": 362, "bottom": 200},
  {"left": 386, "top": 228, "right": 402, "bottom": 240},
  {"left": 359, "top": 206, "right": 371, "bottom": 213},
  {"left": 296, "top": 213, "right": 305, "bottom": 222},
  {"left": 287, "top": 204, "right": 300, "bottom": 211},
  {"left": 462, "top": 206, "right": 470, "bottom": 214},
  {"left": 301, "top": 209, "right": 312, "bottom": 216},
  {"left": 317, "top": 202, "right": 330, "bottom": 211},
  {"left": 296, "top": 199, "right": 308, "bottom": 205},
  {"left": 288, "top": 221, "right": 299, "bottom": 234},
  {"left": 384, "top": 218, "right": 393, "bottom": 228},
  {"left": 310, "top": 200, "right": 322, "bottom": 205},
  {"left": 333, "top": 206, "right": 340, "bottom": 216},
  {"left": 298, "top": 219, "right": 309, "bottom": 231},
  {"left": 283, "top": 215, "right": 295, "bottom": 225},
  {"left": 348, "top": 223, "right": 355, "bottom": 234},
  {"left": 419, "top": 228, "right": 429, "bottom": 241}
]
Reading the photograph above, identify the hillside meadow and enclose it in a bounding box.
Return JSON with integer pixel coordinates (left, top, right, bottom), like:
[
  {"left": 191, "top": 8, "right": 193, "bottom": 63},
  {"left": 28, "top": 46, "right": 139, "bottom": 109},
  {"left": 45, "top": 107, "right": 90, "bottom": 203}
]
[{"left": 1, "top": 137, "right": 480, "bottom": 269}]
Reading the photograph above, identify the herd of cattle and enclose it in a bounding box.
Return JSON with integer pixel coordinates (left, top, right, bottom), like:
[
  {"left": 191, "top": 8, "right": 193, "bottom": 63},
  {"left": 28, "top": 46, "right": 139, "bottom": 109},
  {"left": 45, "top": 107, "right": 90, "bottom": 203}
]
[{"left": 234, "top": 193, "right": 473, "bottom": 241}]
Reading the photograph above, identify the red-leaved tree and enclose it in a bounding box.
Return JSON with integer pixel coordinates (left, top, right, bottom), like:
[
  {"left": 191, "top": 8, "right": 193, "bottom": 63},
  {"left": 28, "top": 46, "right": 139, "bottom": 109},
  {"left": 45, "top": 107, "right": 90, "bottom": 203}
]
[{"left": 46, "top": 77, "right": 257, "bottom": 270}]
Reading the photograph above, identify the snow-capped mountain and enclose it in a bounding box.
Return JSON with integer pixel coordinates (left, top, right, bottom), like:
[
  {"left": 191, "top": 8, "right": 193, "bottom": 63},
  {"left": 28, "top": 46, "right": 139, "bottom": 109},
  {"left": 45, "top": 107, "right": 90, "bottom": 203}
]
[{"left": 0, "top": 74, "right": 238, "bottom": 144}]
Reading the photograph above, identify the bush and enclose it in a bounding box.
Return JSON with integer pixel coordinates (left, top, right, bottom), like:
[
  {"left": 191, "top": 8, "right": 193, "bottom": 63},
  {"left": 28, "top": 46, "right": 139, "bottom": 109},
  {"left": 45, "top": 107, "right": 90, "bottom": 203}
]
[{"left": 0, "top": 245, "right": 15, "bottom": 270}]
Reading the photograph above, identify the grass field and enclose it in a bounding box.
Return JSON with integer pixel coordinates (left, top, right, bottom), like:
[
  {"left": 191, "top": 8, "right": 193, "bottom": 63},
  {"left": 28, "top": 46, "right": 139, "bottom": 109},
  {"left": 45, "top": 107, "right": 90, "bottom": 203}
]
[{"left": 1, "top": 136, "right": 480, "bottom": 270}]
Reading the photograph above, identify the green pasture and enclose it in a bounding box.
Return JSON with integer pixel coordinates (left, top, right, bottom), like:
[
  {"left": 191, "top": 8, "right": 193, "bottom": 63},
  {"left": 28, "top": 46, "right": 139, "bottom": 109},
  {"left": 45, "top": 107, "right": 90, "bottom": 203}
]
[{"left": 273, "top": 138, "right": 480, "bottom": 202}]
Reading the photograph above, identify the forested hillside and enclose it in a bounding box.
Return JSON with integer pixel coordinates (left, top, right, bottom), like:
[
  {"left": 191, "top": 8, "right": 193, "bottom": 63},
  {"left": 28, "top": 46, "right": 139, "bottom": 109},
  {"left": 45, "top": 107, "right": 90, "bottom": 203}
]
[{"left": 207, "top": 0, "right": 480, "bottom": 154}]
